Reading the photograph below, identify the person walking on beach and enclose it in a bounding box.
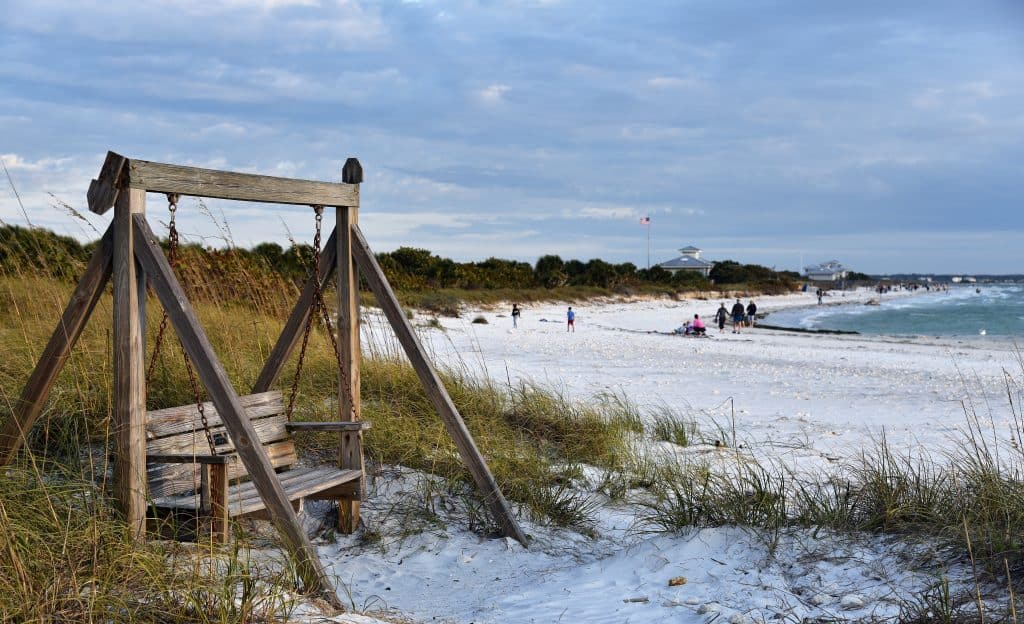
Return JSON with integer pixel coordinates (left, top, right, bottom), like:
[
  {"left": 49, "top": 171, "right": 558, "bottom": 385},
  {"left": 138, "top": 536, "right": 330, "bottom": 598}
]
[
  {"left": 746, "top": 300, "right": 757, "bottom": 327},
  {"left": 731, "top": 299, "right": 745, "bottom": 334},
  {"left": 817, "top": 288, "right": 823, "bottom": 305},
  {"left": 714, "top": 303, "right": 728, "bottom": 333},
  {"left": 511, "top": 303, "right": 521, "bottom": 328},
  {"left": 567, "top": 306, "right": 575, "bottom": 332}
]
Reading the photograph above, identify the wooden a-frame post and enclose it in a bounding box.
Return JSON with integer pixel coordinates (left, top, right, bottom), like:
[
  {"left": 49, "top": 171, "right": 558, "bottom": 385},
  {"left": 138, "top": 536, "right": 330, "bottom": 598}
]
[
  {"left": 336, "top": 158, "right": 364, "bottom": 534},
  {"left": 0, "top": 151, "right": 528, "bottom": 607}
]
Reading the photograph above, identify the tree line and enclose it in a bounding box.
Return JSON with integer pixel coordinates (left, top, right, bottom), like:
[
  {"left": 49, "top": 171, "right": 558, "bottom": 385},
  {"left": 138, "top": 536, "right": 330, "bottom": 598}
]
[{"left": 0, "top": 225, "right": 801, "bottom": 292}]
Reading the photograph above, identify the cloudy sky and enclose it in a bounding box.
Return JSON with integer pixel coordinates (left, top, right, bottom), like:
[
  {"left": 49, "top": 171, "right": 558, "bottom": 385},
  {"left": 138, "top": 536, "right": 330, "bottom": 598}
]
[{"left": 2, "top": 1, "right": 1022, "bottom": 274}]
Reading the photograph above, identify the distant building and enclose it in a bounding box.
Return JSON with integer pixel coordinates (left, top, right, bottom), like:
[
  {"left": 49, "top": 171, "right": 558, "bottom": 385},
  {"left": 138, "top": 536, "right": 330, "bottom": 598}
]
[
  {"left": 658, "top": 246, "right": 715, "bottom": 277},
  {"left": 805, "top": 260, "right": 848, "bottom": 282}
]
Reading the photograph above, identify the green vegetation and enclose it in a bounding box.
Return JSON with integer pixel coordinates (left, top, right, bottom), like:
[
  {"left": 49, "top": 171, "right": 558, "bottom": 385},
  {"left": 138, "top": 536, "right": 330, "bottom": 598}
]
[{"left": 0, "top": 225, "right": 799, "bottom": 308}]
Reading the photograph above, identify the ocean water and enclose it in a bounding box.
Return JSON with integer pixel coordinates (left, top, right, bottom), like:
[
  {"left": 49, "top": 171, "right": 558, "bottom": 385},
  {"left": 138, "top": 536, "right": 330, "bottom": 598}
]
[{"left": 766, "top": 284, "right": 1024, "bottom": 337}]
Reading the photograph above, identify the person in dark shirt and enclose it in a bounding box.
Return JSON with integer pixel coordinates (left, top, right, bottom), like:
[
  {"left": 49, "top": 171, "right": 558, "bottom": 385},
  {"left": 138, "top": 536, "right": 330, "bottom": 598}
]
[
  {"left": 714, "top": 303, "right": 728, "bottom": 333},
  {"left": 731, "top": 299, "right": 746, "bottom": 334},
  {"left": 746, "top": 300, "right": 757, "bottom": 327},
  {"left": 512, "top": 303, "right": 521, "bottom": 328}
]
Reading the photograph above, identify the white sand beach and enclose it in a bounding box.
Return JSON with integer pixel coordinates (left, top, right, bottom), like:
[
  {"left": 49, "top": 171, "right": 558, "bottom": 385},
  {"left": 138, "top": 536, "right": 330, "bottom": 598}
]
[
  {"left": 420, "top": 289, "right": 1016, "bottom": 472},
  {"left": 314, "top": 291, "right": 1019, "bottom": 624}
]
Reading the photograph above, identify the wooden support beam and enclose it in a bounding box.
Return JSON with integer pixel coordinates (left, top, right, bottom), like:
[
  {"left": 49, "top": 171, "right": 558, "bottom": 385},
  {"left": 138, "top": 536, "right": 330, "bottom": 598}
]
[
  {"left": 0, "top": 225, "right": 114, "bottom": 466},
  {"left": 113, "top": 188, "right": 148, "bottom": 541},
  {"left": 209, "top": 463, "right": 229, "bottom": 543},
  {"left": 87, "top": 151, "right": 127, "bottom": 214},
  {"left": 349, "top": 224, "right": 529, "bottom": 547},
  {"left": 337, "top": 205, "right": 363, "bottom": 534},
  {"left": 252, "top": 229, "right": 337, "bottom": 393},
  {"left": 131, "top": 215, "right": 343, "bottom": 607}
]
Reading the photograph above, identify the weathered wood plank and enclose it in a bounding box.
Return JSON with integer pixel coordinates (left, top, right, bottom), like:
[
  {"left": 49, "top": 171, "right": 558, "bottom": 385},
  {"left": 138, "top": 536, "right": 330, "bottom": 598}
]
[
  {"left": 251, "top": 230, "right": 337, "bottom": 393},
  {"left": 0, "top": 224, "right": 114, "bottom": 466},
  {"left": 132, "top": 214, "right": 341, "bottom": 605},
  {"left": 230, "top": 468, "right": 362, "bottom": 513},
  {"left": 228, "top": 467, "right": 361, "bottom": 513},
  {"left": 285, "top": 421, "right": 370, "bottom": 433},
  {"left": 147, "top": 440, "right": 297, "bottom": 499},
  {"left": 350, "top": 224, "right": 528, "bottom": 547},
  {"left": 147, "top": 414, "right": 290, "bottom": 455},
  {"left": 125, "top": 159, "right": 359, "bottom": 207},
  {"left": 87, "top": 151, "right": 127, "bottom": 214},
  {"left": 337, "top": 206, "right": 363, "bottom": 533},
  {"left": 146, "top": 391, "right": 284, "bottom": 439},
  {"left": 113, "top": 188, "right": 147, "bottom": 541},
  {"left": 152, "top": 466, "right": 361, "bottom": 516}
]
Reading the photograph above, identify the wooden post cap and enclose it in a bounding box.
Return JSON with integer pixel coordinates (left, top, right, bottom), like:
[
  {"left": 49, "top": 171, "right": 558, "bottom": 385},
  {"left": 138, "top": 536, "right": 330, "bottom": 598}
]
[{"left": 342, "top": 158, "right": 363, "bottom": 184}]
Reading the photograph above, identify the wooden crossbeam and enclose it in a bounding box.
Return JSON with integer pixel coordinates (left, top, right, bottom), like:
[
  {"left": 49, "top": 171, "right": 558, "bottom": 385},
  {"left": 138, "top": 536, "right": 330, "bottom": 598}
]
[
  {"left": 0, "top": 224, "right": 115, "bottom": 466},
  {"left": 88, "top": 151, "right": 360, "bottom": 215},
  {"left": 252, "top": 228, "right": 338, "bottom": 393},
  {"left": 131, "top": 214, "right": 343, "bottom": 607},
  {"left": 349, "top": 223, "right": 529, "bottom": 547}
]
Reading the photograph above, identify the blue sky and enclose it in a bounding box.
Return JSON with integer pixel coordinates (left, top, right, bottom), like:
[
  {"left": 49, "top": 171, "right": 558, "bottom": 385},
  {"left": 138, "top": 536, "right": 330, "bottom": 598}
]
[{"left": 2, "top": 1, "right": 1022, "bottom": 274}]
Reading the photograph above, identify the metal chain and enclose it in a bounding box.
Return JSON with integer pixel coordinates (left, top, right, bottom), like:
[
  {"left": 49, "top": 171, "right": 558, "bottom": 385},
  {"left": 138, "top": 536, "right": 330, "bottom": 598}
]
[
  {"left": 144, "top": 194, "right": 217, "bottom": 455},
  {"left": 145, "top": 195, "right": 178, "bottom": 385},
  {"left": 181, "top": 339, "right": 217, "bottom": 455},
  {"left": 285, "top": 206, "right": 357, "bottom": 421}
]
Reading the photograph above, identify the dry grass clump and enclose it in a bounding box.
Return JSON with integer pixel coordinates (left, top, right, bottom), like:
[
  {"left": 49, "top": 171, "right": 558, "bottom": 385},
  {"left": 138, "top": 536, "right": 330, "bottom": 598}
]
[
  {"left": 0, "top": 462, "right": 296, "bottom": 623},
  {"left": 637, "top": 459, "right": 789, "bottom": 535},
  {"left": 648, "top": 406, "right": 701, "bottom": 447}
]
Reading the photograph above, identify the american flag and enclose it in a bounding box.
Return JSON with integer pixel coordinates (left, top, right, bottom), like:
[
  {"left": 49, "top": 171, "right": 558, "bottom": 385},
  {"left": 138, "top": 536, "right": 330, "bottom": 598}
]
[{"left": 639, "top": 216, "right": 650, "bottom": 225}]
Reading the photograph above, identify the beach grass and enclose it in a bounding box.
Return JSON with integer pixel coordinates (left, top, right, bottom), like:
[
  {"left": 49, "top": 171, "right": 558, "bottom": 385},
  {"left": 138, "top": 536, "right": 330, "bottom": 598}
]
[{"left": 0, "top": 461, "right": 299, "bottom": 622}]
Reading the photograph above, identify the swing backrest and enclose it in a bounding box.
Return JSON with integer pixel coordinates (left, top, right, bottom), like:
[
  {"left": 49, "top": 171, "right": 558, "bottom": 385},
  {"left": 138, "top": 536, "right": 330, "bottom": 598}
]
[{"left": 145, "top": 390, "right": 297, "bottom": 498}]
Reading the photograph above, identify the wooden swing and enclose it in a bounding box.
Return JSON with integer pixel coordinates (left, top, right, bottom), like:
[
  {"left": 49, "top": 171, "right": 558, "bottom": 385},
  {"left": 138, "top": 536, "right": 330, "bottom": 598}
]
[{"left": 0, "top": 152, "right": 526, "bottom": 607}]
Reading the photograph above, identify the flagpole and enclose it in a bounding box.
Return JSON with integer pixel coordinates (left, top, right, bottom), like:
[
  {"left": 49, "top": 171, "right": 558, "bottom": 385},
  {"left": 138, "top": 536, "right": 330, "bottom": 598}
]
[{"left": 646, "top": 222, "right": 650, "bottom": 270}]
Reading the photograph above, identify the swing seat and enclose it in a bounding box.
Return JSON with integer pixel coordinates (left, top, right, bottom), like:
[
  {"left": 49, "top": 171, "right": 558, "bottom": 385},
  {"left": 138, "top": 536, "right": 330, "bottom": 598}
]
[{"left": 144, "top": 390, "right": 369, "bottom": 542}]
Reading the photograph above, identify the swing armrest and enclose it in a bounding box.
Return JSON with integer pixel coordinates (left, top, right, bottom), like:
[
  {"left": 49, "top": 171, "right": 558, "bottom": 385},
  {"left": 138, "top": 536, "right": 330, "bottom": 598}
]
[
  {"left": 285, "top": 421, "right": 371, "bottom": 433},
  {"left": 147, "top": 454, "right": 235, "bottom": 465}
]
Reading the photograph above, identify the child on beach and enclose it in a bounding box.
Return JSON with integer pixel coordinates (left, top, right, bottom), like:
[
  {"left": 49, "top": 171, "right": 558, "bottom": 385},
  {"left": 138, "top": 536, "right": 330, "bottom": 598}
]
[
  {"left": 512, "top": 303, "right": 521, "bottom": 328},
  {"left": 567, "top": 306, "right": 575, "bottom": 332}
]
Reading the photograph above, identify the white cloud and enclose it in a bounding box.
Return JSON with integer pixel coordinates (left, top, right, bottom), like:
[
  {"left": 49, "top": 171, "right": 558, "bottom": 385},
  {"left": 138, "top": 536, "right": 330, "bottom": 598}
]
[
  {"left": 197, "top": 122, "right": 249, "bottom": 136},
  {"left": 575, "top": 205, "right": 639, "bottom": 220},
  {"left": 0, "top": 154, "right": 73, "bottom": 171},
  {"left": 647, "top": 76, "right": 701, "bottom": 89},
  {"left": 478, "top": 84, "right": 511, "bottom": 104}
]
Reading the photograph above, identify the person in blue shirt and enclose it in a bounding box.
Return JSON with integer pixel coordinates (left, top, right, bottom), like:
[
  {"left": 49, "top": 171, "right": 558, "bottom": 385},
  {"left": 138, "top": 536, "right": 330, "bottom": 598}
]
[{"left": 567, "top": 306, "right": 575, "bottom": 332}]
